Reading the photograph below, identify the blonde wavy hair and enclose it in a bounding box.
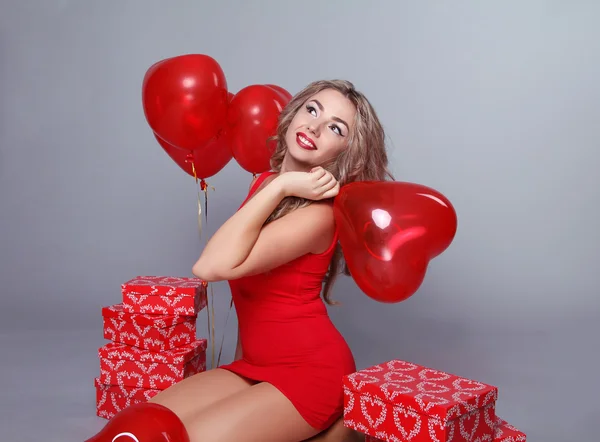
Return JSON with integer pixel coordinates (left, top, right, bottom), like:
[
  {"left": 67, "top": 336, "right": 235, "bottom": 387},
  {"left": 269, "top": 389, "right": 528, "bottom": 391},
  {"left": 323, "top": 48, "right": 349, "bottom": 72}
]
[{"left": 265, "top": 79, "right": 394, "bottom": 304}]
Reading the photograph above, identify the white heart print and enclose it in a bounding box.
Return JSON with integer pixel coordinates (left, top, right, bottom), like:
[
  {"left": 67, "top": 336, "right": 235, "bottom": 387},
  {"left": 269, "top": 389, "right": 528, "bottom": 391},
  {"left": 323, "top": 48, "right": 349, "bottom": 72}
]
[
  {"left": 392, "top": 406, "right": 422, "bottom": 440},
  {"left": 418, "top": 368, "right": 451, "bottom": 381},
  {"left": 343, "top": 387, "right": 355, "bottom": 415},
  {"left": 349, "top": 373, "right": 380, "bottom": 390},
  {"left": 359, "top": 394, "right": 387, "bottom": 430},
  {"left": 386, "top": 360, "right": 419, "bottom": 372},
  {"left": 459, "top": 411, "right": 480, "bottom": 441}
]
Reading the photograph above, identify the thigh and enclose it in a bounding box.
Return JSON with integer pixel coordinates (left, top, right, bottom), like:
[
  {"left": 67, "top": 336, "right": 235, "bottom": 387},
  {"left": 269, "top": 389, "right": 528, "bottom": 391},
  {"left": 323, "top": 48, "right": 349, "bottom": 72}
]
[
  {"left": 185, "top": 382, "right": 321, "bottom": 442},
  {"left": 148, "top": 368, "right": 253, "bottom": 423}
]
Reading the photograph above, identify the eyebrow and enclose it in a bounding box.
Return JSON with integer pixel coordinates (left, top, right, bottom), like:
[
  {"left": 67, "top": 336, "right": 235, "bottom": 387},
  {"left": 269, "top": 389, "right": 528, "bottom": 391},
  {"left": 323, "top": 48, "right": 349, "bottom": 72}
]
[{"left": 312, "top": 99, "right": 350, "bottom": 132}]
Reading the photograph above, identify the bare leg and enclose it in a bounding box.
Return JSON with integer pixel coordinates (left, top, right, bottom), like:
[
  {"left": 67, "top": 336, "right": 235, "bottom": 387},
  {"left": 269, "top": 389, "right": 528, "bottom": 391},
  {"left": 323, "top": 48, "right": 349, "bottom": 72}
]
[
  {"left": 183, "top": 382, "right": 322, "bottom": 442},
  {"left": 148, "top": 368, "right": 253, "bottom": 423},
  {"left": 305, "top": 417, "right": 365, "bottom": 442}
]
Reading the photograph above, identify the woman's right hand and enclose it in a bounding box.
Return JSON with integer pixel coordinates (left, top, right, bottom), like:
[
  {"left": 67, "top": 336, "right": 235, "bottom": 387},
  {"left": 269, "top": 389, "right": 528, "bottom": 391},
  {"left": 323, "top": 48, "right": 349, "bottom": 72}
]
[{"left": 274, "top": 167, "right": 340, "bottom": 201}]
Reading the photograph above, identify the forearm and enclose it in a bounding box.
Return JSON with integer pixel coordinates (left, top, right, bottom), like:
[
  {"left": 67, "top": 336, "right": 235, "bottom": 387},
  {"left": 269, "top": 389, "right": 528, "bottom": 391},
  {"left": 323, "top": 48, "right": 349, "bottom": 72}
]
[{"left": 193, "top": 177, "right": 285, "bottom": 279}]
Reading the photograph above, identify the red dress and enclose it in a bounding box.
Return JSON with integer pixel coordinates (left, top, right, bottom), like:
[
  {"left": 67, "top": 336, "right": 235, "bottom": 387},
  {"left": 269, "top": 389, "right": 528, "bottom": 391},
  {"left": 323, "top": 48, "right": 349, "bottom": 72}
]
[{"left": 218, "top": 171, "right": 357, "bottom": 431}]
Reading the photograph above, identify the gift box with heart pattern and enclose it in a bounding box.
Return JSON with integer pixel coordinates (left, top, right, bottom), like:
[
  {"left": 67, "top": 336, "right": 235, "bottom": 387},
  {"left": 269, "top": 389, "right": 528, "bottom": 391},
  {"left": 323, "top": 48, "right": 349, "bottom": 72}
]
[
  {"left": 94, "top": 377, "right": 162, "bottom": 419},
  {"left": 98, "top": 339, "right": 207, "bottom": 390},
  {"left": 343, "top": 359, "right": 498, "bottom": 442},
  {"left": 362, "top": 414, "right": 526, "bottom": 442},
  {"left": 102, "top": 303, "right": 198, "bottom": 352},
  {"left": 121, "top": 275, "right": 208, "bottom": 316},
  {"left": 493, "top": 416, "right": 526, "bottom": 441}
]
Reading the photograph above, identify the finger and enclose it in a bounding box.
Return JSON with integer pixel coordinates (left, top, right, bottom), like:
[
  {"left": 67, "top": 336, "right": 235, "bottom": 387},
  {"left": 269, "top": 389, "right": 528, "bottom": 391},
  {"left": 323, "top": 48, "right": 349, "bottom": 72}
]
[
  {"left": 320, "top": 182, "right": 340, "bottom": 199},
  {"left": 318, "top": 176, "right": 338, "bottom": 193},
  {"left": 316, "top": 171, "right": 334, "bottom": 186},
  {"left": 311, "top": 168, "right": 328, "bottom": 184},
  {"left": 317, "top": 179, "right": 339, "bottom": 198}
]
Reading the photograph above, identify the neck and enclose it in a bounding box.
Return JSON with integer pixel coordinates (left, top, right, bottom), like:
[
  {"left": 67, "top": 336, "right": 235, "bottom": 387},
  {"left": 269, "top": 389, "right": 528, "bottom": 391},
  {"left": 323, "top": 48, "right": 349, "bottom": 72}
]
[{"left": 279, "top": 153, "right": 312, "bottom": 174}]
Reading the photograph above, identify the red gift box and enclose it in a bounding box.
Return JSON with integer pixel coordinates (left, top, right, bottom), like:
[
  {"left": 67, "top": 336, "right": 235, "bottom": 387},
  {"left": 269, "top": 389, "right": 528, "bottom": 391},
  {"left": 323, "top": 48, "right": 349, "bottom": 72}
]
[
  {"left": 493, "top": 417, "right": 526, "bottom": 441},
  {"left": 363, "top": 416, "right": 526, "bottom": 442},
  {"left": 98, "top": 339, "right": 207, "bottom": 390},
  {"left": 121, "top": 276, "right": 207, "bottom": 316},
  {"left": 343, "top": 360, "right": 498, "bottom": 442},
  {"left": 94, "top": 377, "right": 161, "bottom": 419},
  {"left": 102, "top": 303, "right": 197, "bottom": 352}
]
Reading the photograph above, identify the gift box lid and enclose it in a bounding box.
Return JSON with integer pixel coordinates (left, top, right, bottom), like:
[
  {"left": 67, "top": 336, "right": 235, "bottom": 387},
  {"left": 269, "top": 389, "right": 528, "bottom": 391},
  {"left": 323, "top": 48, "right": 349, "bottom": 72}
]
[
  {"left": 343, "top": 360, "right": 498, "bottom": 424},
  {"left": 93, "top": 377, "right": 160, "bottom": 393},
  {"left": 101, "top": 303, "right": 193, "bottom": 327},
  {"left": 121, "top": 276, "right": 207, "bottom": 297},
  {"left": 98, "top": 338, "right": 207, "bottom": 365}
]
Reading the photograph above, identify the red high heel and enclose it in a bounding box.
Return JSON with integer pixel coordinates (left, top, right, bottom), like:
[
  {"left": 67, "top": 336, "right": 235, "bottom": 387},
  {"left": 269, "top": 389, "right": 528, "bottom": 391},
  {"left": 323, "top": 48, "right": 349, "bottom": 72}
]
[{"left": 85, "top": 402, "right": 190, "bottom": 442}]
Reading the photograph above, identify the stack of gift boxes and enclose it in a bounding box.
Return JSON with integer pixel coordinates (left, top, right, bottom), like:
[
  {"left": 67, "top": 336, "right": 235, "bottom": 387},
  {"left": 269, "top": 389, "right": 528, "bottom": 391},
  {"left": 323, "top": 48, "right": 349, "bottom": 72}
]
[
  {"left": 94, "top": 276, "right": 209, "bottom": 419},
  {"left": 343, "top": 359, "right": 526, "bottom": 441}
]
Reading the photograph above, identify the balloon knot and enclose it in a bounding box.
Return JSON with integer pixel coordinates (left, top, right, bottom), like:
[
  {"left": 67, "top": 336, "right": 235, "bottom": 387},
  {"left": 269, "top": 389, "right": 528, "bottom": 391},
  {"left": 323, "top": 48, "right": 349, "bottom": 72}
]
[
  {"left": 200, "top": 179, "right": 207, "bottom": 191},
  {"left": 185, "top": 153, "right": 193, "bottom": 163}
]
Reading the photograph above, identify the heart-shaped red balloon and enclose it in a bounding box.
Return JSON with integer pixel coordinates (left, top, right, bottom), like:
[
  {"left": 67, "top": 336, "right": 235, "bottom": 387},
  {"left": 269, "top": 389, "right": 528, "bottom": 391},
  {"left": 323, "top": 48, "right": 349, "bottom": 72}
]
[
  {"left": 155, "top": 92, "right": 235, "bottom": 180},
  {"left": 84, "top": 402, "right": 189, "bottom": 442},
  {"left": 155, "top": 131, "right": 232, "bottom": 180},
  {"left": 142, "top": 54, "right": 229, "bottom": 151},
  {"left": 333, "top": 181, "right": 458, "bottom": 303},
  {"left": 227, "top": 84, "right": 291, "bottom": 174},
  {"left": 264, "top": 83, "right": 293, "bottom": 101}
]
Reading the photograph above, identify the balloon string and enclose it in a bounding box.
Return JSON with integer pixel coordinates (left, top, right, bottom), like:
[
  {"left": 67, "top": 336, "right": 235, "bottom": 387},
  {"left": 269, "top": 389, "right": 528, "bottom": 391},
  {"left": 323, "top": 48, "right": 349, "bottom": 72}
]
[
  {"left": 189, "top": 157, "right": 229, "bottom": 369},
  {"left": 190, "top": 159, "right": 214, "bottom": 369},
  {"left": 202, "top": 181, "right": 215, "bottom": 370},
  {"left": 200, "top": 176, "right": 231, "bottom": 368},
  {"left": 191, "top": 161, "right": 203, "bottom": 242}
]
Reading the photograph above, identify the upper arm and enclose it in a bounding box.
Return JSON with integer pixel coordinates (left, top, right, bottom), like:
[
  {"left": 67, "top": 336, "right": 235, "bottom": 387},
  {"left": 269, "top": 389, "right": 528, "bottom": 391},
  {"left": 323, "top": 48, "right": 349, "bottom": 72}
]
[{"left": 215, "top": 202, "right": 335, "bottom": 280}]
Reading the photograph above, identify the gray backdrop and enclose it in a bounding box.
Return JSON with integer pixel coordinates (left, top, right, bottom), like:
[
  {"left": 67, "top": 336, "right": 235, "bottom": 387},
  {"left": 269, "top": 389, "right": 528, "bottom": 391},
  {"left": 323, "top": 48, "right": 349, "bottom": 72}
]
[{"left": 1, "top": 1, "right": 599, "bottom": 441}]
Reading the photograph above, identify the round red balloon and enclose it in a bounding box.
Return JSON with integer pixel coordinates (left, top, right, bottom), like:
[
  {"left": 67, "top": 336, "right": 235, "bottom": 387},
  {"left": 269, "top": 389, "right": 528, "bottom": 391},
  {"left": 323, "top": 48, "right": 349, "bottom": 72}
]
[
  {"left": 333, "top": 181, "right": 458, "bottom": 303},
  {"left": 227, "top": 84, "right": 291, "bottom": 174},
  {"left": 142, "top": 54, "right": 229, "bottom": 151}
]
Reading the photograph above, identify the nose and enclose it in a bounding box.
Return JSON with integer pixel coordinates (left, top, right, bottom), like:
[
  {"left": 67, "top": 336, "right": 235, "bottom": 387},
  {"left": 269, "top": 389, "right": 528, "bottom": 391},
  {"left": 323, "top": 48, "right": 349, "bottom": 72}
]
[{"left": 307, "top": 122, "right": 321, "bottom": 136}]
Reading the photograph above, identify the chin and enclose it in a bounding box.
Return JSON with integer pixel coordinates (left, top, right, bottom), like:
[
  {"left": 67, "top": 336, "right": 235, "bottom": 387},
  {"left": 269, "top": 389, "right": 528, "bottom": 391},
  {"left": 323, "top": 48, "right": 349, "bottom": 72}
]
[{"left": 289, "top": 148, "right": 320, "bottom": 169}]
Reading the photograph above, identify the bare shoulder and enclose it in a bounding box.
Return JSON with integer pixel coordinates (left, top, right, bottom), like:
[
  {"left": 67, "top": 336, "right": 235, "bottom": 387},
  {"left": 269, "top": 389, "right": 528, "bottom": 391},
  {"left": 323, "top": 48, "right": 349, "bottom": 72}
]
[
  {"left": 299, "top": 200, "right": 335, "bottom": 222},
  {"left": 290, "top": 201, "right": 336, "bottom": 254}
]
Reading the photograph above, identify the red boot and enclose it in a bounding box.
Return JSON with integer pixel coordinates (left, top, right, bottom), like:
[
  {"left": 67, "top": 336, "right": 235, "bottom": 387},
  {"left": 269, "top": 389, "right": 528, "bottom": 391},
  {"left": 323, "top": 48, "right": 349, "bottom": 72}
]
[{"left": 85, "top": 402, "right": 190, "bottom": 442}]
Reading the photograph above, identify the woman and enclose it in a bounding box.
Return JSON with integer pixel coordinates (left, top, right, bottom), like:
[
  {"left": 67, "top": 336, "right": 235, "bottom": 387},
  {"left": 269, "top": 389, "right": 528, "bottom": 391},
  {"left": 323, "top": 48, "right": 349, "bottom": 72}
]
[{"left": 87, "top": 79, "right": 392, "bottom": 442}]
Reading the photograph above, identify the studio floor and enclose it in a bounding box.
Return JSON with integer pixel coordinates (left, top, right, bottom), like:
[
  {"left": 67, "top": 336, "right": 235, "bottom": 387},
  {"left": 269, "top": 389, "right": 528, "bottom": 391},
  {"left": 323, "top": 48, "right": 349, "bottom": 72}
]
[
  {"left": 1, "top": 322, "right": 597, "bottom": 441},
  {"left": 1, "top": 330, "right": 107, "bottom": 442}
]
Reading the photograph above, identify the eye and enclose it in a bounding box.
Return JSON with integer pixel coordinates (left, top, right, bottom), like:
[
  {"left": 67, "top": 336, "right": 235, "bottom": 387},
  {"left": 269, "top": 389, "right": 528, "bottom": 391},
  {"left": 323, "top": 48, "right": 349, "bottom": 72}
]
[
  {"left": 306, "top": 105, "right": 317, "bottom": 116},
  {"left": 330, "top": 125, "right": 342, "bottom": 136}
]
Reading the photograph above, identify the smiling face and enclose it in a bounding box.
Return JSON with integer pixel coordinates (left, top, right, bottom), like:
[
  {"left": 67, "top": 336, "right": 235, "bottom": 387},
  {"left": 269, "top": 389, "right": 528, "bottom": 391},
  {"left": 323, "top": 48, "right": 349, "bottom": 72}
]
[{"left": 282, "top": 88, "right": 357, "bottom": 171}]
